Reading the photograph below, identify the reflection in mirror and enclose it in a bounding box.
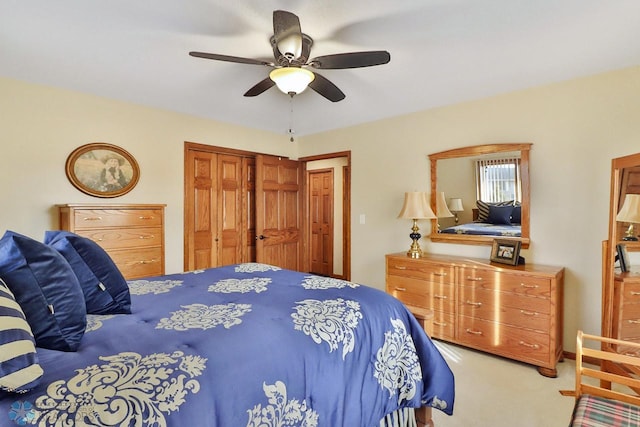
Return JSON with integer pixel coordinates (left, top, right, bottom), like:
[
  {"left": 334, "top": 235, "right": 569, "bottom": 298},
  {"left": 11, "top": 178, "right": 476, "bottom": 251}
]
[{"left": 428, "top": 143, "right": 532, "bottom": 248}]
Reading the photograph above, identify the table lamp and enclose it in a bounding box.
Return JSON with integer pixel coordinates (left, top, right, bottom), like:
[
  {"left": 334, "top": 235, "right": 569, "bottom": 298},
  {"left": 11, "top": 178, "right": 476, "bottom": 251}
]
[
  {"left": 616, "top": 194, "right": 640, "bottom": 241},
  {"left": 448, "top": 198, "right": 464, "bottom": 224},
  {"left": 398, "top": 192, "right": 436, "bottom": 258}
]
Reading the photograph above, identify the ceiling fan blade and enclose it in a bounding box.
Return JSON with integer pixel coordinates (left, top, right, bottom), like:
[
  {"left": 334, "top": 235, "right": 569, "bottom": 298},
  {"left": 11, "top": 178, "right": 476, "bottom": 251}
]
[
  {"left": 308, "top": 72, "right": 345, "bottom": 102},
  {"left": 189, "top": 51, "right": 273, "bottom": 66},
  {"left": 309, "top": 51, "right": 390, "bottom": 69},
  {"left": 243, "top": 77, "right": 276, "bottom": 97},
  {"left": 273, "top": 10, "right": 302, "bottom": 60}
]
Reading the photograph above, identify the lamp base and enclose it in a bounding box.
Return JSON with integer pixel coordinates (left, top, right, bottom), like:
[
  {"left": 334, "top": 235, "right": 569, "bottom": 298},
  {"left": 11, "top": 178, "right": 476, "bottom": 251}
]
[
  {"left": 623, "top": 236, "right": 639, "bottom": 241},
  {"left": 406, "top": 220, "right": 424, "bottom": 258}
]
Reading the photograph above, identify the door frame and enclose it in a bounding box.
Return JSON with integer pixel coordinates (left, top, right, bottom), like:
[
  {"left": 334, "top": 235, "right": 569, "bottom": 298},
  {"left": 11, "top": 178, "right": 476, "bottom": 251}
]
[
  {"left": 184, "top": 142, "right": 351, "bottom": 279},
  {"left": 300, "top": 151, "right": 351, "bottom": 281}
]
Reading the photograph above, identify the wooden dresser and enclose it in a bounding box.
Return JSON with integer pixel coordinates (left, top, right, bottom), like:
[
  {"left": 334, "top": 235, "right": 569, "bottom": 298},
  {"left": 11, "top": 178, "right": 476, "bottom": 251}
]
[
  {"left": 612, "top": 269, "right": 640, "bottom": 355},
  {"left": 386, "top": 252, "right": 565, "bottom": 377},
  {"left": 57, "top": 204, "right": 166, "bottom": 280}
]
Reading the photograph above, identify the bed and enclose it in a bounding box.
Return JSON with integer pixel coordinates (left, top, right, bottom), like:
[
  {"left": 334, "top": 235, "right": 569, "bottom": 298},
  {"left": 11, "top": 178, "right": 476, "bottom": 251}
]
[
  {"left": 0, "top": 231, "right": 455, "bottom": 427},
  {"left": 440, "top": 200, "right": 521, "bottom": 237},
  {"left": 439, "top": 221, "right": 521, "bottom": 237}
]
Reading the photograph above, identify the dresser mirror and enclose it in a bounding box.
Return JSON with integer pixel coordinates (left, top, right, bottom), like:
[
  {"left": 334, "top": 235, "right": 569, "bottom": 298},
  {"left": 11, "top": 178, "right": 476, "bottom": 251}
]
[
  {"left": 428, "top": 143, "right": 532, "bottom": 248},
  {"left": 602, "top": 152, "right": 640, "bottom": 345}
]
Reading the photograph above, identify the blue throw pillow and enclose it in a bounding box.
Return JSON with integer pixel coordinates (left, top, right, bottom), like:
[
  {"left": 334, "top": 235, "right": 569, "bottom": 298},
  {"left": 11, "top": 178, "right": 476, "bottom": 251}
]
[
  {"left": 0, "top": 278, "right": 43, "bottom": 394},
  {"left": 0, "top": 231, "right": 86, "bottom": 351},
  {"left": 511, "top": 206, "right": 522, "bottom": 224},
  {"left": 44, "top": 231, "right": 131, "bottom": 315},
  {"left": 487, "top": 205, "right": 514, "bottom": 225}
]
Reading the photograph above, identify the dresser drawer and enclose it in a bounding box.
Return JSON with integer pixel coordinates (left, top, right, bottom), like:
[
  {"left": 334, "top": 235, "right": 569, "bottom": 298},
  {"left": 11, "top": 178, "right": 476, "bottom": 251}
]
[
  {"left": 109, "top": 247, "right": 163, "bottom": 279},
  {"left": 459, "top": 268, "right": 551, "bottom": 298},
  {"left": 458, "top": 316, "right": 551, "bottom": 366},
  {"left": 387, "top": 257, "right": 455, "bottom": 285},
  {"left": 432, "top": 310, "right": 456, "bottom": 341},
  {"left": 619, "top": 282, "right": 640, "bottom": 301},
  {"left": 616, "top": 303, "right": 640, "bottom": 340},
  {"left": 387, "top": 275, "right": 455, "bottom": 313},
  {"left": 75, "top": 227, "right": 163, "bottom": 250},
  {"left": 72, "top": 209, "right": 163, "bottom": 229},
  {"left": 458, "top": 286, "right": 550, "bottom": 331}
]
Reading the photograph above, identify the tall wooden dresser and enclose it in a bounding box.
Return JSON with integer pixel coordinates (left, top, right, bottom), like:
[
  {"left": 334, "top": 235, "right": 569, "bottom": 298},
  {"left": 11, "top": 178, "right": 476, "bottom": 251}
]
[
  {"left": 386, "top": 252, "right": 565, "bottom": 377},
  {"left": 57, "top": 204, "right": 166, "bottom": 280},
  {"left": 612, "top": 269, "right": 640, "bottom": 355}
]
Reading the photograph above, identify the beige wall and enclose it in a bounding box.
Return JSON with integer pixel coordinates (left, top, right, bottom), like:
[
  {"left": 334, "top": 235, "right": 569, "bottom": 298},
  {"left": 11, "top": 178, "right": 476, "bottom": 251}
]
[
  {"left": 3, "top": 66, "right": 640, "bottom": 352},
  {"left": 299, "top": 65, "right": 640, "bottom": 350},
  {"left": 0, "top": 77, "right": 294, "bottom": 274}
]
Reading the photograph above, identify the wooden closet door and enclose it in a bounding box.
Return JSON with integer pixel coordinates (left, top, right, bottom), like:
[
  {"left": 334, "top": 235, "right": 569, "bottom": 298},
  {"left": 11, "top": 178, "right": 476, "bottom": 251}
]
[
  {"left": 184, "top": 149, "right": 217, "bottom": 270},
  {"left": 184, "top": 148, "right": 249, "bottom": 270},
  {"left": 218, "top": 154, "right": 243, "bottom": 265},
  {"left": 255, "top": 155, "right": 303, "bottom": 271}
]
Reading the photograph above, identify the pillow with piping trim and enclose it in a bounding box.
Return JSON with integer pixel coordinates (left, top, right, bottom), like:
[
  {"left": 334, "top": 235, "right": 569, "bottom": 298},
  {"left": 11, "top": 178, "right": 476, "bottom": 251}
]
[
  {"left": 0, "top": 231, "right": 86, "bottom": 351},
  {"left": 45, "top": 231, "right": 130, "bottom": 314}
]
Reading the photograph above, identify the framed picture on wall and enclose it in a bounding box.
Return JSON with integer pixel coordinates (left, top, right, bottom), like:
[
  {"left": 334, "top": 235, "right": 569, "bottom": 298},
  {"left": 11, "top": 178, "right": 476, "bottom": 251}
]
[
  {"left": 490, "top": 239, "right": 522, "bottom": 266},
  {"left": 65, "top": 143, "right": 140, "bottom": 198}
]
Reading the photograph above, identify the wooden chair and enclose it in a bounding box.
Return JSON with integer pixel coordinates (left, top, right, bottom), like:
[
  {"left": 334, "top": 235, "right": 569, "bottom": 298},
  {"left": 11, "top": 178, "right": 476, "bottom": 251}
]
[{"left": 567, "top": 331, "right": 640, "bottom": 426}]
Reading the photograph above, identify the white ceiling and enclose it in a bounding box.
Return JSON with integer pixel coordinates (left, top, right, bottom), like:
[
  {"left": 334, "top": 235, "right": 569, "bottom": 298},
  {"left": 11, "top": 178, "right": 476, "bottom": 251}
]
[{"left": 2, "top": 1, "right": 640, "bottom": 137}]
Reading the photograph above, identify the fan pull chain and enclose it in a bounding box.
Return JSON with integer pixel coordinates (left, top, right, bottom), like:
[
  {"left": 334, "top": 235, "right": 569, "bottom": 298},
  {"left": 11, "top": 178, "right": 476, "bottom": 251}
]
[{"left": 288, "top": 94, "right": 295, "bottom": 142}]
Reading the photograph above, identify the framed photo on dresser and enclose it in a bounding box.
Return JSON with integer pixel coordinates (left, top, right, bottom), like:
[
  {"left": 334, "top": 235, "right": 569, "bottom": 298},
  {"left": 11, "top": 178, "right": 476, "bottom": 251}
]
[{"left": 490, "top": 239, "right": 522, "bottom": 266}]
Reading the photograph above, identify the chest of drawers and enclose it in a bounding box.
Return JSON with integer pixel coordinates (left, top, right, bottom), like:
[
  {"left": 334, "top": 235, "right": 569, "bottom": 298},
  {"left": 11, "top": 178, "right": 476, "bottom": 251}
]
[
  {"left": 386, "top": 252, "right": 564, "bottom": 377},
  {"left": 612, "top": 270, "right": 640, "bottom": 355},
  {"left": 57, "top": 204, "right": 166, "bottom": 280}
]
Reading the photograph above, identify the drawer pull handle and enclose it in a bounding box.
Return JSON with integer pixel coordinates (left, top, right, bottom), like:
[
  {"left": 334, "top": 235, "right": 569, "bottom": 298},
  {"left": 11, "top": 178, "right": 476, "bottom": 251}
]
[
  {"left": 466, "top": 277, "right": 483, "bottom": 281},
  {"left": 433, "top": 321, "right": 447, "bottom": 326},
  {"left": 433, "top": 272, "right": 447, "bottom": 277},
  {"left": 631, "top": 292, "right": 640, "bottom": 296},
  {"left": 395, "top": 266, "right": 407, "bottom": 270},
  {"left": 434, "top": 294, "right": 448, "bottom": 300},
  {"left": 519, "top": 341, "right": 540, "bottom": 349},
  {"left": 394, "top": 287, "right": 407, "bottom": 292},
  {"left": 627, "top": 319, "right": 640, "bottom": 324},
  {"left": 136, "top": 259, "right": 158, "bottom": 265},
  {"left": 139, "top": 216, "right": 154, "bottom": 220},
  {"left": 520, "top": 310, "right": 539, "bottom": 316},
  {"left": 465, "top": 300, "right": 482, "bottom": 307},
  {"left": 465, "top": 328, "right": 483, "bottom": 336},
  {"left": 520, "top": 283, "right": 539, "bottom": 289},
  {"left": 139, "top": 235, "right": 155, "bottom": 239},
  {"left": 83, "top": 216, "right": 103, "bottom": 221}
]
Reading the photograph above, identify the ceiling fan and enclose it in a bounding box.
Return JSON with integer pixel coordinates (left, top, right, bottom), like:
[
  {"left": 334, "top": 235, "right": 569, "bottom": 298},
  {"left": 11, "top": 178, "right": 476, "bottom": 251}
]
[{"left": 189, "top": 10, "right": 390, "bottom": 102}]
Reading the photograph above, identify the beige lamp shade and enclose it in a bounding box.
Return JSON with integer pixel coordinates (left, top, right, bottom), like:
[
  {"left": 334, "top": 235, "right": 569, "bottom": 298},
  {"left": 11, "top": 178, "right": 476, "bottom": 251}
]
[
  {"left": 617, "top": 194, "right": 640, "bottom": 223},
  {"left": 436, "top": 192, "right": 453, "bottom": 218},
  {"left": 398, "top": 192, "right": 436, "bottom": 219},
  {"left": 448, "top": 198, "right": 464, "bottom": 213}
]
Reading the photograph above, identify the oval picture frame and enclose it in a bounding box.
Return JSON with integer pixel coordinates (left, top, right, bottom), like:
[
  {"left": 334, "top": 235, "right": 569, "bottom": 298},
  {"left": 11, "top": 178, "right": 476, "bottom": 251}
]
[{"left": 65, "top": 143, "right": 140, "bottom": 198}]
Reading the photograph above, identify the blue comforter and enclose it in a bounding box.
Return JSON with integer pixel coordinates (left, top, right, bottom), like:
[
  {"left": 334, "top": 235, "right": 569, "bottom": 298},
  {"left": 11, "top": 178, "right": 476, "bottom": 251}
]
[{"left": 1, "top": 263, "right": 454, "bottom": 426}]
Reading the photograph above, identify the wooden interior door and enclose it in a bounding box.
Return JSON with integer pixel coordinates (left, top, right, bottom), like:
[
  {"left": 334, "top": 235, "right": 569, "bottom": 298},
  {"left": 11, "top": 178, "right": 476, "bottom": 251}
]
[
  {"left": 184, "top": 148, "right": 217, "bottom": 270},
  {"left": 309, "top": 169, "right": 334, "bottom": 276},
  {"left": 255, "top": 155, "right": 304, "bottom": 270},
  {"left": 184, "top": 143, "right": 254, "bottom": 270},
  {"left": 217, "top": 154, "right": 243, "bottom": 265}
]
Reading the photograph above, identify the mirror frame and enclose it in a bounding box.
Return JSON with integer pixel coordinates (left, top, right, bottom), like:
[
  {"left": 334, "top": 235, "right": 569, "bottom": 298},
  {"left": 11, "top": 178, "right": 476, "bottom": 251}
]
[
  {"left": 428, "top": 143, "right": 532, "bottom": 248},
  {"left": 602, "top": 152, "right": 640, "bottom": 342}
]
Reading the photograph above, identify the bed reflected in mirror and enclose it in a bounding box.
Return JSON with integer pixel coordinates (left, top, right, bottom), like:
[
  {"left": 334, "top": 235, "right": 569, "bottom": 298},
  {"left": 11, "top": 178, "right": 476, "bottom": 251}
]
[{"left": 428, "top": 143, "right": 532, "bottom": 248}]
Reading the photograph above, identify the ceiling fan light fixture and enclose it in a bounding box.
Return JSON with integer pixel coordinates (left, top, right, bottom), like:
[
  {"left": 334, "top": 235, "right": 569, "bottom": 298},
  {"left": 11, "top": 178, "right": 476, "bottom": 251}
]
[{"left": 269, "top": 67, "right": 315, "bottom": 95}]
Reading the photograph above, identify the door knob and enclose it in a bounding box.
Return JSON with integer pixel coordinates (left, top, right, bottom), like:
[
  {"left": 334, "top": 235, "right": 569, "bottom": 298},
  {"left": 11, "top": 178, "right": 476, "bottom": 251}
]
[{"left": 257, "top": 235, "right": 267, "bottom": 240}]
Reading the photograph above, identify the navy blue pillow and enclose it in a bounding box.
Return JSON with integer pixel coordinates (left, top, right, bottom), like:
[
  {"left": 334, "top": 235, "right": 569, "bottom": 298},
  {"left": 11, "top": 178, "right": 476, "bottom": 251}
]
[
  {"left": 487, "top": 205, "right": 514, "bottom": 225},
  {"left": 511, "top": 206, "right": 522, "bottom": 224},
  {"left": 0, "top": 231, "right": 86, "bottom": 351},
  {"left": 44, "top": 231, "right": 131, "bottom": 315}
]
